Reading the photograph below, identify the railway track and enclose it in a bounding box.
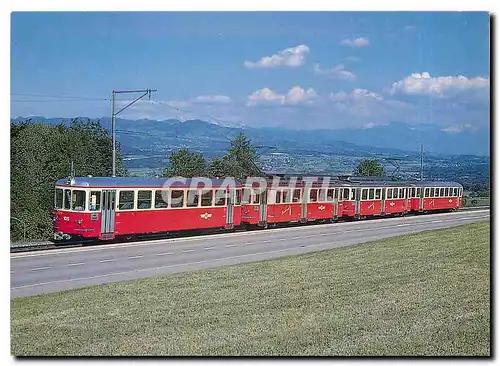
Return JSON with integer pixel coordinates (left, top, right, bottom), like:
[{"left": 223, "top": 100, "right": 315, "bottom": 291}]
[{"left": 10, "top": 206, "right": 489, "bottom": 254}]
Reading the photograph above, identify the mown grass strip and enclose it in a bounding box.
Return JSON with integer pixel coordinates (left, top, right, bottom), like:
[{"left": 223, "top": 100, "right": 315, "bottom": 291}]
[{"left": 11, "top": 222, "right": 490, "bottom": 356}]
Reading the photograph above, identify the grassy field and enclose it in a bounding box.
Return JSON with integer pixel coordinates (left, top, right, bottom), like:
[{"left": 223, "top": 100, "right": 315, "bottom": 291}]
[{"left": 11, "top": 222, "right": 490, "bottom": 356}]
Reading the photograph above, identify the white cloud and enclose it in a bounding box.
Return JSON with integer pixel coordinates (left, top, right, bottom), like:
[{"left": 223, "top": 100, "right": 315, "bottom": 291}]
[
  {"left": 314, "top": 64, "right": 356, "bottom": 81},
  {"left": 247, "top": 86, "right": 317, "bottom": 106},
  {"left": 442, "top": 123, "right": 478, "bottom": 134},
  {"left": 404, "top": 25, "right": 416, "bottom": 31},
  {"left": 339, "top": 37, "right": 370, "bottom": 48},
  {"left": 192, "top": 95, "right": 232, "bottom": 104},
  {"left": 390, "top": 72, "right": 489, "bottom": 97},
  {"left": 330, "top": 88, "right": 383, "bottom": 102},
  {"left": 244, "top": 44, "right": 310, "bottom": 69}
]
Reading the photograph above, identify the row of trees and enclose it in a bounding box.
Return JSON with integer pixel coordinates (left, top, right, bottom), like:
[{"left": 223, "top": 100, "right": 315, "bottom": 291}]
[
  {"left": 163, "top": 134, "right": 262, "bottom": 179},
  {"left": 11, "top": 120, "right": 126, "bottom": 241}
]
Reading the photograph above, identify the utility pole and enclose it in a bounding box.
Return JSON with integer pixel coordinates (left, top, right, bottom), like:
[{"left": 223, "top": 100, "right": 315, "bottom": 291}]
[
  {"left": 420, "top": 144, "right": 424, "bottom": 181},
  {"left": 111, "top": 89, "right": 157, "bottom": 177}
]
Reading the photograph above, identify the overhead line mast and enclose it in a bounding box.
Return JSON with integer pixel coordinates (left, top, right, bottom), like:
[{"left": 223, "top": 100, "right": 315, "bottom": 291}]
[{"left": 110, "top": 89, "right": 157, "bottom": 177}]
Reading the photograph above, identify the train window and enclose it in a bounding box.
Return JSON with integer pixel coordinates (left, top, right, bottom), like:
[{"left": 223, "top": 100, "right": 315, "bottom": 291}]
[
  {"left": 400, "top": 188, "right": 405, "bottom": 199},
  {"left": 368, "top": 189, "right": 374, "bottom": 200},
  {"left": 276, "top": 190, "right": 282, "bottom": 204},
  {"left": 119, "top": 191, "right": 134, "bottom": 210},
  {"left": 201, "top": 190, "right": 213, "bottom": 207},
  {"left": 154, "top": 190, "right": 168, "bottom": 208},
  {"left": 386, "top": 188, "right": 393, "bottom": 199},
  {"left": 334, "top": 189, "right": 338, "bottom": 200},
  {"left": 293, "top": 189, "right": 301, "bottom": 202},
  {"left": 171, "top": 190, "right": 184, "bottom": 208},
  {"left": 435, "top": 188, "right": 440, "bottom": 198},
  {"left": 440, "top": 188, "right": 445, "bottom": 197},
  {"left": 235, "top": 190, "right": 242, "bottom": 205},
  {"left": 393, "top": 188, "right": 399, "bottom": 199},
  {"left": 444, "top": 188, "right": 449, "bottom": 196},
  {"left": 55, "top": 188, "right": 63, "bottom": 209},
  {"left": 137, "top": 190, "right": 152, "bottom": 210},
  {"left": 459, "top": 188, "right": 463, "bottom": 197},
  {"left": 283, "top": 189, "right": 292, "bottom": 203},
  {"left": 72, "top": 190, "right": 86, "bottom": 211},
  {"left": 241, "top": 189, "right": 251, "bottom": 204},
  {"left": 453, "top": 188, "right": 457, "bottom": 196},
  {"left": 253, "top": 191, "right": 260, "bottom": 204},
  {"left": 64, "top": 189, "right": 71, "bottom": 209},
  {"left": 424, "top": 188, "right": 429, "bottom": 197},
  {"left": 89, "top": 190, "right": 101, "bottom": 211},
  {"left": 187, "top": 190, "right": 200, "bottom": 207},
  {"left": 340, "top": 188, "right": 347, "bottom": 200},
  {"left": 416, "top": 188, "right": 421, "bottom": 197},
  {"left": 375, "top": 189, "right": 381, "bottom": 200},
  {"left": 351, "top": 189, "right": 356, "bottom": 200},
  {"left": 215, "top": 190, "right": 226, "bottom": 206},
  {"left": 361, "top": 189, "right": 368, "bottom": 200},
  {"left": 309, "top": 189, "right": 318, "bottom": 202},
  {"left": 319, "top": 189, "right": 326, "bottom": 202},
  {"left": 327, "top": 189, "right": 334, "bottom": 201}
]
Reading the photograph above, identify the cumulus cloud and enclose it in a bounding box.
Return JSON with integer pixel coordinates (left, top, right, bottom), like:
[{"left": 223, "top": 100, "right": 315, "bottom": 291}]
[
  {"left": 390, "top": 72, "right": 489, "bottom": 97},
  {"left": 314, "top": 64, "right": 356, "bottom": 81},
  {"left": 244, "top": 44, "right": 310, "bottom": 68},
  {"left": 339, "top": 37, "right": 370, "bottom": 48},
  {"left": 247, "top": 86, "right": 317, "bottom": 106},
  {"left": 192, "top": 95, "right": 232, "bottom": 104},
  {"left": 330, "top": 88, "right": 383, "bottom": 102}
]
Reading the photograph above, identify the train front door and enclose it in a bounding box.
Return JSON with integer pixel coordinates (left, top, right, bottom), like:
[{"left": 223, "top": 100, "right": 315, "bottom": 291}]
[{"left": 100, "top": 190, "right": 116, "bottom": 240}]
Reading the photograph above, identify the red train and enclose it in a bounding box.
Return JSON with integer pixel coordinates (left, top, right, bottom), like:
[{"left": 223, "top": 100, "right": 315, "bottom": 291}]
[{"left": 52, "top": 175, "right": 463, "bottom": 241}]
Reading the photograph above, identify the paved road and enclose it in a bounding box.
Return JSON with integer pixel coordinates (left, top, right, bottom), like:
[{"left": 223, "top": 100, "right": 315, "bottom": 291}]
[{"left": 11, "top": 210, "right": 489, "bottom": 298}]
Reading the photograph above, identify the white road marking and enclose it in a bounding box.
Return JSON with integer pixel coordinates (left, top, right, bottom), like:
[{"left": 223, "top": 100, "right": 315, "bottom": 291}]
[
  {"left": 431, "top": 220, "right": 444, "bottom": 223},
  {"left": 156, "top": 252, "right": 173, "bottom": 256},
  {"left": 67, "top": 262, "right": 85, "bottom": 267},
  {"left": 204, "top": 247, "right": 215, "bottom": 250},
  {"left": 259, "top": 240, "right": 272, "bottom": 244},
  {"left": 182, "top": 249, "right": 194, "bottom": 253},
  {"left": 11, "top": 210, "right": 489, "bottom": 259},
  {"left": 128, "top": 255, "right": 143, "bottom": 260},
  {"left": 99, "top": 259, "right": 114, "bottom": 263},
  {"left": 30, "top": 267, "right": 51, "bottom": 271},
  {"left": 224, "top": 244, "right": 236, "bottom": 248}
]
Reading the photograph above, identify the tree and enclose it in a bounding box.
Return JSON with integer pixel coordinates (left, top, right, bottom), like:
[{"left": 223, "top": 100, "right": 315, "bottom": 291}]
[
  {"left": 10, "top": 119, "right": 126, "bottom": 241},
  {"left": 223, "top": 133, "right": 262, "bottom": 179},
  {"left": 163, "top": 148, "right": 207, "bottom": 177},
  {"left": 354, "top": 159, "right": 384, "bottom": 177},
  {"left": 208, "top": 156, "right": 230, "bottom": 178}
]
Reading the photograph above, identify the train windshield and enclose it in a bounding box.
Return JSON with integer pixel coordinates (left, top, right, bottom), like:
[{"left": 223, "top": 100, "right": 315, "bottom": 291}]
[{"left": 72, "top": 190, "right": 86, "bottom": 211}]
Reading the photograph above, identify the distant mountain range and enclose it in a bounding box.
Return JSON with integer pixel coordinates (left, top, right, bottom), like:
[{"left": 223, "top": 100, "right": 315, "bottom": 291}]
[{"left": 11, "top": 116, "right": 490, "bottom": 157}]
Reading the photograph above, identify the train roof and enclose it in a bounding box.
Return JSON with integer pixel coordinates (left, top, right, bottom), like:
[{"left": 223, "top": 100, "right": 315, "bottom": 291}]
[{"left": 55, "top": 176, "right": 242, "bottom": 189}]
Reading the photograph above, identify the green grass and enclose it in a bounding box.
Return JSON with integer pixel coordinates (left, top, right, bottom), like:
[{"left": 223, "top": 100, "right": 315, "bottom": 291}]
[{"left": 11, "top": 222, "right": 490, "bottom": 356}]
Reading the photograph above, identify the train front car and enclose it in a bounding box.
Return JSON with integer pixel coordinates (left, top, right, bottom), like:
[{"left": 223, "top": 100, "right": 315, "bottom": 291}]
[{"left": 53, "top": 176, "right": 242, "bottom": 242}]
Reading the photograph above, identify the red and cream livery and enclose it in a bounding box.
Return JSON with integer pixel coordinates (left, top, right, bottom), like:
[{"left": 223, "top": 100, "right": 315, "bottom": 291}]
[{"left": 53, "top": 176, "right": 463, "bottom": 241}]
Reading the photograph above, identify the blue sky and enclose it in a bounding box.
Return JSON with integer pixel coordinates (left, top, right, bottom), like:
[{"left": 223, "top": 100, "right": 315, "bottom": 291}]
[{"left": 11, "top": 11, "right": 490, "bottom": 131}]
